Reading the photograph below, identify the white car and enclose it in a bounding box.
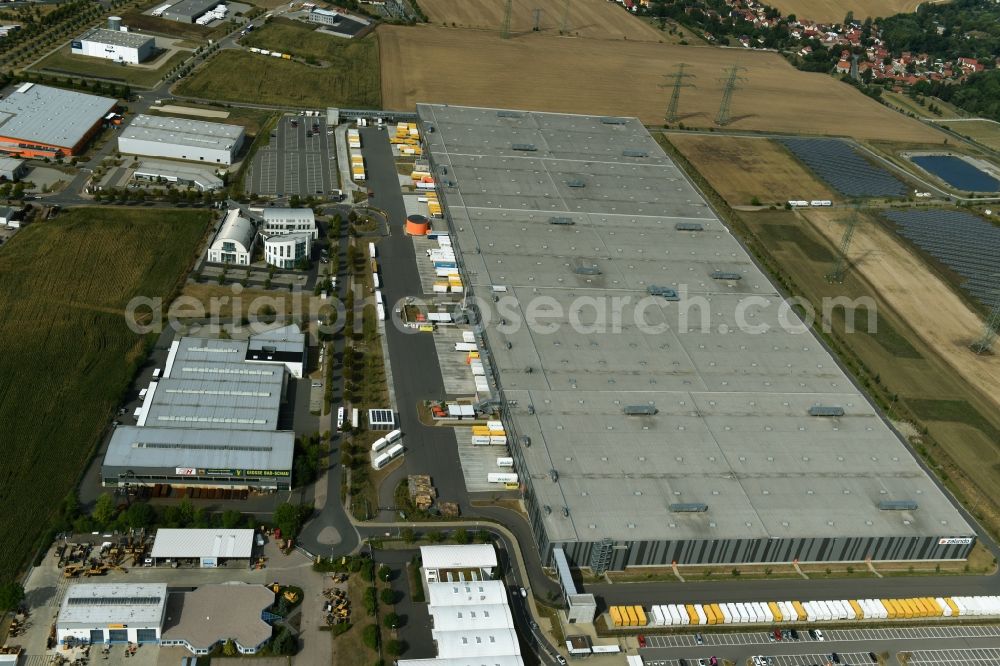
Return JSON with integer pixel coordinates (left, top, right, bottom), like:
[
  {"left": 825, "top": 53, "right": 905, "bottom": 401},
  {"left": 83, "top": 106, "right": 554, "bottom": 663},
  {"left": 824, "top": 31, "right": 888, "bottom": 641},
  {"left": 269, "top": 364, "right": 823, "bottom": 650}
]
[{"left": 815, "top": 629, "right": 825, "bottom": 641}]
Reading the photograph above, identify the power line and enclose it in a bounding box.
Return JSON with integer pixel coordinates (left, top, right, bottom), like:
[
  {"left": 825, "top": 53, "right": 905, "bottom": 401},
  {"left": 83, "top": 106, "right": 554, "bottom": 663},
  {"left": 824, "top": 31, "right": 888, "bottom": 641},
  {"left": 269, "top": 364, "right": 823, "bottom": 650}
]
[
  {"left": 560, "top": 0, "right": 570, "bottom": 34},
  {"left": 716, "top": 64, "right": 747, "bottom": 127},
  {"left": 827, "top": 204, "right": 861, "bottom": 283},
  {"left": 659, "top": 63, "right": 694, "bottom": 124},
  {"left": 971, "top": 279, "right": 1000, "bottom": 354},
  {"left": 532, "top": 8, "right": 542, "bottom": 31},
  {"left": 501, "top": 0, "right": 513, "bottom": 39}
]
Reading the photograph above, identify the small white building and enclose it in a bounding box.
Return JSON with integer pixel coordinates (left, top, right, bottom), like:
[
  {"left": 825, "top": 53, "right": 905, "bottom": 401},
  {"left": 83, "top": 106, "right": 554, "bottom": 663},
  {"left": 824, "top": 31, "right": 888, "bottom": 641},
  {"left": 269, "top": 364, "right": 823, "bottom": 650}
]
[
  {"left": 263, "top": 232, "right": 311, "bottom": 269},
  {"left": 71, "top": 27, "right": 155, "bottom": 64},
  {"left": 421, "top": 544, "right": 498, "bottom": 583},
  {"left": 0, "top": 205, "right": 22, "bottom": 227},
  {"left": 57, "top": 583, "right": 167, "bottom": 645},
  {"left": 260, "top": 207, "right": 318, "bottom": 239},
  {"left": 0, "top": 156, "right": 27, "bottom": 181},
  {"left": 150, "top": 528, "right": 254, "bottom": 568},
  {"left": 207, "top": 208, "right": 256, "bottom": 265}
]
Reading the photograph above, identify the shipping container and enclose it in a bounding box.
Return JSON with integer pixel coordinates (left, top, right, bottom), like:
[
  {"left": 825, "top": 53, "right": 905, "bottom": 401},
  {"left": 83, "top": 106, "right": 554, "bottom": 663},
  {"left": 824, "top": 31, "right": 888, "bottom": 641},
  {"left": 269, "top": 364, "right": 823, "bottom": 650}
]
[
  {"left": 487, "top": 472, "right": 518, "bottom": 484},
  {"left": 703, "top": 604, "right": 717, "bottom": 625},
  {"left": 768, "top": 601, "right": 783, "bottom": 622},
  {"left": 472, "top": 426, "right": 491, "bottom": 436},
  {"left": 372, "top": 452, "right": 390, "bottom": 470},
  {"left": 937, "top": 598, "right": 952, "bottom": 617},
  {"left": 694, "top": 604, "right": 707, "bottom": 625},
  {"left": 849, "top": 599, "right": 864, "bottom": 619},
  {"left": 454, "top": 342, "right": 478, "bottom": 352},
  {"left": 609, "top": 607, "right": 623, "bottom": 627},
  {"left": 760, "top": 602, "right": 773, "bottom": 623},
  {"left": 371, "top": 436, "right": 389, "bottom": 453},
  {"left": 651, "top": 606, "right": 665, "bottom": 627},
  {"left": 471, "top": 436, "right": 492, "bottom": 446},
  {"left": 351, "top": 408, "right": 359, "bottom": 429},
  {"left": 634, "top": 607, "right": 647, "bottom": 626},
  {"left": 791, "top": 601, "right": 807, "bottom": 622},
  {"left": 623, "top": 606, "right": 638, "bottom": 626}
]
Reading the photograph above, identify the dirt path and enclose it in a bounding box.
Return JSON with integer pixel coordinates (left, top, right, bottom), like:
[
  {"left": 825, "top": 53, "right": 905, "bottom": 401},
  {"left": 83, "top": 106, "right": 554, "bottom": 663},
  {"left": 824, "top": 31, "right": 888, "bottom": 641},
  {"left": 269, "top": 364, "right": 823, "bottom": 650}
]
[{"left": 803, "top": 209, "right": 1000, "bottom": 412}]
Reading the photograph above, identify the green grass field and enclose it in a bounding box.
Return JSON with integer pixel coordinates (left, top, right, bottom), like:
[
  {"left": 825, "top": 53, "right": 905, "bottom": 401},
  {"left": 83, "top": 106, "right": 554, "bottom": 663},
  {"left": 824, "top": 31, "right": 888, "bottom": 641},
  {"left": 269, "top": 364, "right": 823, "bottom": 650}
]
[
  {"left": 0, "top": 207, "right": 209, "bottom": 581},
  {"left": 149, "top": 103, "right": 277, "bottom": 136},
  {"left": 176, "top": 34, "right": 380, "bottom": 108},
  {"left": 242, "top": 16, "right": 365, "bottom": 64},
  {"left": 32, "top": 45, "right": 189, "bottom": 88}
]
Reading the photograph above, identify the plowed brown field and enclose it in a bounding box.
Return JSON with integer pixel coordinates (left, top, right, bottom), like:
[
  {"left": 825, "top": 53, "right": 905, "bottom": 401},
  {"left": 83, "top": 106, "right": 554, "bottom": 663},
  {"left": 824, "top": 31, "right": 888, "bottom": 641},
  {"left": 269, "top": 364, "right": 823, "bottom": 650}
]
[{"left": 379, "top": 25, "right": 945, "bottom": 142}]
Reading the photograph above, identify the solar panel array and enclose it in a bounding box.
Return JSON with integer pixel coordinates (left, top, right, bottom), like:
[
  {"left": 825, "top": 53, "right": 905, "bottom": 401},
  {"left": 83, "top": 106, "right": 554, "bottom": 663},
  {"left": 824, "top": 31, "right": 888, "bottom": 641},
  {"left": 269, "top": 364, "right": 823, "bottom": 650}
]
[
  {"left": 67, "top": 596, "right": 162, "bottom": 606},
  {"left": 883, "top": 209, "right": 1000, "bottom": 306},
  {"left": 780, "top": 138, "right": 908, "bottom": 197}
]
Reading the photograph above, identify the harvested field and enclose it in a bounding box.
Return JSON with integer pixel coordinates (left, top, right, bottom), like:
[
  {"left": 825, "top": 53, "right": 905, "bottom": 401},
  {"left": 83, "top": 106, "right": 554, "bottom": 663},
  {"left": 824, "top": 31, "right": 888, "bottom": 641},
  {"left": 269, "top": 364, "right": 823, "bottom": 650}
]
[
  {"left": 764, "top": 0, "right": 930, "bottom": 23},
  {"left": 0, "top": 207, "right": 209, "bottom": 580},
  {"left": 379, "top": 25, "right": 945, "bottom": 142},
  {"left": 938, "top": 119, "right": 1000, "bottom": 151},
  {"left": 176, "top": 44, "right": 380, "bottom": 109},
  {"left": 741, "top": 208, "right": 1000, "bottom": 540},
  {"left": 417, "top": 0, "right": 664, "bottom": 41},
  {"left": 668, "top": 134, "right": 834, "bottom": 206}
]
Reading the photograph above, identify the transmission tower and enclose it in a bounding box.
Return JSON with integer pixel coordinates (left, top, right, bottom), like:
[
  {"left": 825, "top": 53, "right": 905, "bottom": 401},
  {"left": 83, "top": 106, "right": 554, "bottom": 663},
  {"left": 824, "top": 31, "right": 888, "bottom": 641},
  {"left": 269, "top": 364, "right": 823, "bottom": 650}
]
[
  {"left": 971, "top": 279, "right": 1000, "bottom": 354},
  {"left": 532, "top": 8, "right": 542, "bottom": 30},
  {"left": 501, "top": 0, "right": 513, "bottom": 38},
  {"left": 827, "top": 205, "right": 861, "bottom": 283},
  {"left": 560, "top": 0, "right": 570, "bottom": 34},
  {"left": 659, "top": 63, "right": 695, "bottom": 124},
  {"left": 715, "top": 64, "right": 748, "bottom": 126}
]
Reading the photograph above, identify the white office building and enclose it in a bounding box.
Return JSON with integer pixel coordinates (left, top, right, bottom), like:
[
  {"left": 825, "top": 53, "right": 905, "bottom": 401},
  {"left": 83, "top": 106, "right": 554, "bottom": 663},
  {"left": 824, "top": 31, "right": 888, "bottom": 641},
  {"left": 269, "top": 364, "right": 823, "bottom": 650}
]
[
  {"left": 260, "top": 207, "right": 318, "bottom": 239},
  {"left": 119, "top": 114, "right": 245, "bottom": 165},
  {"left": 207, "top": 208, "right": 256, "bottom": 265},
  {"left": 71, "top": 27, "right": 155, "bottom": 64},
  {"left": 57, "top": 583, "right": 167, "bottom": 645},
  {"left": 263, "top": 232, "right": 311, "bottom": 269}
]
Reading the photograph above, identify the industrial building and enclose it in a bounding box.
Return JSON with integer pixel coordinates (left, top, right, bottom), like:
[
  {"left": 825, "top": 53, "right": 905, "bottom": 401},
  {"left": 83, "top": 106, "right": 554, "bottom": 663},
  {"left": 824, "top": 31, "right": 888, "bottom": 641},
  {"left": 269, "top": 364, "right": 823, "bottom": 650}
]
[
  {"left": 207, "top": 207, "right": 256, "bottom": 265},
  {"left": 416, "top": 104, "right": 976, "bottom": 569},
  {"left": 401, "top": 547, "right": 522, "bottom": 666},
  {"left": 102, "top": 330, "right": 305, "bottom": 490},
  {"left": 0, "top": 156, "right": 27, "bottom": 181},
  {"left": 306, "top": 7, "right": 370, "bottom": 37},
  {"left": 71, "top": 26, "right": 155, "bottom": 64},
  {"left": 0, "top": 83, "right": 116, "bottom": 158},
  {"left": 57, "top": 583, "right": 168, "bottom": 645},
  {"left": 150, "top": 529, "right": 255, "bottom": 567},
  {"left": 133, "top": 158, "right": 224, "bottom": 191},
  {"left": 420, "top": 544, "right": 497, "bottom": 583},
  {"left": 263, "top": 232, "right": 311, "bottom": 269},
  {"left": 118, "top": 114, "right": 245, "bottom": 165},
  {"left": 161, "top": 0, "right": 218, "bottom": 23},
  {"left": 160, "top": 583, "right": 275, "bottom": 654},
  {"left": 260, "top": 207, "right": 318, "bottom": 239}
]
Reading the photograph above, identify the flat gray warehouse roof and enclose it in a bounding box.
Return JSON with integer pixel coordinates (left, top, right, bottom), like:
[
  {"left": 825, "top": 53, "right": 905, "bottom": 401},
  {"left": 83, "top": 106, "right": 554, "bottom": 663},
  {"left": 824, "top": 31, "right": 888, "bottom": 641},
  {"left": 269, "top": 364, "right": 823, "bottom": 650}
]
[
  {"left": 121, "top": 114, "right": 244, "bottom": 151},
  {"left": 78, "top": 27, "right": 154, "bottom": 48},
  {"left": 0, "top": 83, "right": 116, "bottom": 149},
  {"left": 105, "top": 425, "right": 294, "bottom": 471},
  {"left": 417, "top": 104, "right": 973, "bottom": 545}
]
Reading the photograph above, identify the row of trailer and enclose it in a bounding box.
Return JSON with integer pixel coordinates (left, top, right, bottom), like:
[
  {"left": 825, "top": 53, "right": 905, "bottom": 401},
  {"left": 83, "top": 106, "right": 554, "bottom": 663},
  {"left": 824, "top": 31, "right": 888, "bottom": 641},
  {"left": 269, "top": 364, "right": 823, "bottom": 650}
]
[
  {"left": 788, "top": 199, "right": 833, "bottom": 207},
  {"left": 248, "top": 47, "right": 291, "bottom": 59},
  {"left": 371, "top": 429, "right": 404, "bottom": 470},
  {"left": 427, "top": 237, "right": 463, "bottom": 294},
  {"left": 369, "top": 242, "right": 385, "bottom": 320},
  {"left": 348, "top": 126, "right": 364, "bottom": 180},
  {"left": 610, "top": 596, "right": 1000, "bottom": 628}
]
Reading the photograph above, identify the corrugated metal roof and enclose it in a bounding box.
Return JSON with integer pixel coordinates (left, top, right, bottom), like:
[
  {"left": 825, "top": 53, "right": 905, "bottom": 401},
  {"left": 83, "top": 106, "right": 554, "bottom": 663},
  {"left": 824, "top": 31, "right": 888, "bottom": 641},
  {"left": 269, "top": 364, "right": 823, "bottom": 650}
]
[
  {"left": 0, "top": 84, "right": 116, "bottom": 149},
  {"left": 421, "top": 544, "right": 497, "bottom": 570},
  {"left": 151, "top": 528, "right": 254, "bottom": 559},
  {"left": 58, "top": 583, "right": 166, "bottom": 627},
  {"left": 120, "top": 114, "right": 244, "bottom": 150},
  {"left": 78, "top": 27, "right": 153, "bottom": 48},
  {"left": 104, "top": 425, "right": 293, "bottom": 470},
  {"left": 427, "top": 580, "right": 508, "bottom": 607}
]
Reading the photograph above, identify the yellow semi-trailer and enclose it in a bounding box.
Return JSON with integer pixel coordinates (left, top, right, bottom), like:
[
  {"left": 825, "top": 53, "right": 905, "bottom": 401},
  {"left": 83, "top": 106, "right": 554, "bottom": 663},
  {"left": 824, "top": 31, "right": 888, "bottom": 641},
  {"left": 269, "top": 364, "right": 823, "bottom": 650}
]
[
  {"left": 945, "top": 598, "right": 961, "bottom": 616},
  {"left": 624, "top": 606, "right": 638, "bottom": 626},
  {"left": 792, "top": 601, "right": 807, "bottom": 621},
  {"left": 686, "top": 605, "right": 699, "bottom": 624},
  {"left": 610, "top": 606, "right": 623, "bottom": 627},
  {"left": 709, "top": 604, "right": 723, "bottom": 625},
  {"left": 635, "top": 606, "right": 647, "bottom": 626},
  {"left": 768, "top": 602, "right": 783, "bottom": 622},
  {"left": 881, "top": 599, "right": 896, "bottom": 619},
  {"left": 849, "top": 600, "right": 864, "bottom": 619},
  {"left": 927, "top": 598, "right": 944, "bottom": 617}
]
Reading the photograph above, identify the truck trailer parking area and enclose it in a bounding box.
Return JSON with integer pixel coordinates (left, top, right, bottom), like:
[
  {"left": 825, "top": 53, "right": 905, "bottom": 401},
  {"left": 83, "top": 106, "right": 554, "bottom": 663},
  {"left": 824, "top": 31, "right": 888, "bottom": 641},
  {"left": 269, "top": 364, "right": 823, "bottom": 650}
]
[{"left": 643, "top": 625, "right": 1000, "bottom": 649}]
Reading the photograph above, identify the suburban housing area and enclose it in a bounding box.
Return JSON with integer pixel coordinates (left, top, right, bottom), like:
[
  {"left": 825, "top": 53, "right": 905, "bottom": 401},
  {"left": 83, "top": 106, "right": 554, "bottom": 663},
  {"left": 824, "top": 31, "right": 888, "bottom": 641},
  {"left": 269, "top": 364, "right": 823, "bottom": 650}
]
[{"left": 0, "top": 0, "right": 998, "bottom": 663}]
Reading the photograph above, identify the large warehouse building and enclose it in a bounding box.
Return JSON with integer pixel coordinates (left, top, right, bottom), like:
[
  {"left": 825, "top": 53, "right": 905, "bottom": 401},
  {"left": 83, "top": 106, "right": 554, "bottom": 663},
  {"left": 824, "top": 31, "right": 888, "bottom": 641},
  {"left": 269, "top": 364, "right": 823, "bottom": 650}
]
[
  {"left": 161, "top": 0, "right": 218, "bottom": 23},
  {"left": 71, "top": 26, "right": 155, "bottom": 63},
  {"left": 118, "top": 114, "right": 245, "bottom": 165},
  {"left": 416, "top": 104, "right": 977, "bottom": 569},
  {"left": 0, "top": 83, "right": 116, "bottom": 158},
  {"left": 102, "top": 330, "right": 305, "bottom": 490}
]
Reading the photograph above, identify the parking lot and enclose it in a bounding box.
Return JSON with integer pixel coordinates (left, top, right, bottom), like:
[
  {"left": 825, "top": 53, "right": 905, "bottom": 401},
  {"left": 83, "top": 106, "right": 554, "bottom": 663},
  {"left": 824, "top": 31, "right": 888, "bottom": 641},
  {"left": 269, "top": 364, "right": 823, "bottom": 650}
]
[
  {"left": 907, "top": 648, "right": 1000, "bottom": 664},
  {"left": 245, "top": 114, "right": 336, "bottom": 198},
  {"left": 642, "top": 625, "right": 1000, "bottom": 649},
  {"left": 760, "top": 652, "right": 877, "bottom": 666}
]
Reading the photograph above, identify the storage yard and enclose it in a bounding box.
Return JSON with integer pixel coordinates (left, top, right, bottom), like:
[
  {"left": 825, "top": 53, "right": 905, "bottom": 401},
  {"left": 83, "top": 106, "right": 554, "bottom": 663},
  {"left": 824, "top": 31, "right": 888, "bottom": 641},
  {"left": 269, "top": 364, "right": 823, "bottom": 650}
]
[
  {"left": 380, "top": 26, "right": 945, "bottom": 142},
  {"left": 667, "top": 134, "right": 835, "bottom": 206},
  {"left": 416, "top": 0, "right": 665, "bottom": 41},
  {"left": 417, "top": 104, "right": 975, "bottom": 569},
  {"left": 177, "top": 43, "right": 380, "bottom": 108}
]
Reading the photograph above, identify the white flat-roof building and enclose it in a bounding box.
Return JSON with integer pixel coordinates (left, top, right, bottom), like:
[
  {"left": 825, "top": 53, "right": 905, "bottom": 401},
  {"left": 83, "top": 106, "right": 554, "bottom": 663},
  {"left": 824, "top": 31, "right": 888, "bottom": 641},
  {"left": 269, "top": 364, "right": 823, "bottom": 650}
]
[
  {"left": 119, "top": 114, "right": 245, "bottom": 165},
  {"left": 150, "top": 529, "right": 254, "bottom": 567},
  {"left": 71, "top": 27, "right": 155, "bottom": 64},
  {"left": 260, "top": 207, "right": 317, "bottom": 240},
  {"left": 133, "top": 158, "right": 223, "bottom": 191},
  {"left": 0, "top": 155, "right": 27, "bottom": 181},
  {"left": 400, "top": 572, "right": 522, "bottom": 666},
  {"left": 57, "top": 583, "right": 168, "bottom": 645},
  {"left": 207, "top": 208, "right": 256, "bottom": 265},
  {"left": 263, "top": 232, "right": 311, "bottom": 269},
  {"left": 421, "top": 544, "right": 498, "bottom": 582}
]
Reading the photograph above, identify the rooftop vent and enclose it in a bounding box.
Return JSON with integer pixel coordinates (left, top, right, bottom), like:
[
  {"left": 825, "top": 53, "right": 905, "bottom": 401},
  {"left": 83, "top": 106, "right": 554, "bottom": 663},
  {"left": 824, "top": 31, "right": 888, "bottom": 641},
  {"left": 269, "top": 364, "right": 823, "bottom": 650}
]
[
  {"left": 562, "top": 507, "right": 570, "bottom": 518},
  {"left": 543, "top": 505, "right": 551, "bottom": 515},
  {"left": 622, "top": 149, "right": 648, "bottom": 158},
  {"left": 512, "top": 143, "right": 537, "bottom": 152},
  {"left": 549, "top": 217, "right": 575, "bottom": 225},
  {"left": 624, "top": 405, "right": 657, "bottom": 416},
  {"left": 711, "top": 271, "right": 742, "bottom": 280},
  {"left": 669, "top": 503, "right": 709, "bottom": 513},
  {"left": 878, "top": 500, "right": 918, "bottom": 511},
  {"left": 647, "top": 285, "right": 679, "bottom": 301},
  {"left": 809, "top": 406, "right": 845, "bottom": 417},
  {"left": 600, "top": 117, "right": 627, "bottom": 125},
  {"left": 497, "top": 110, "right": 524, "bottom": 118},
  {"left": 675, "top": 222, "right": 704, "bottom": 231},
  {"left": 566, "top": 179, "right": 586, "bottom": 188},
  {"left": 550, "top": 469, "right": 559, "bottom": 482},
  {"left": 520, "top": 435, "right": 531, "bottom": 447}
]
